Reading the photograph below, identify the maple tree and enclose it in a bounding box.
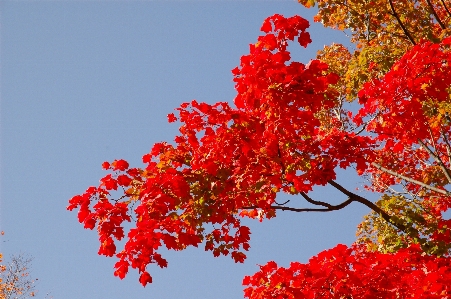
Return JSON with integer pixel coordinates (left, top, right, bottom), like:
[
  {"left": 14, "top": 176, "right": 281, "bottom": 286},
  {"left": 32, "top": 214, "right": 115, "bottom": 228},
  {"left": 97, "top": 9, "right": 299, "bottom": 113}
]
[
  {"left": 68, "top": 6, "right": 451, "bottom": 298},
  {"left": 299, "top": 0, "right": 451, "bottom": 100},
  {"left": 296, "top": 0, "right": 451, "bottom": 256}
]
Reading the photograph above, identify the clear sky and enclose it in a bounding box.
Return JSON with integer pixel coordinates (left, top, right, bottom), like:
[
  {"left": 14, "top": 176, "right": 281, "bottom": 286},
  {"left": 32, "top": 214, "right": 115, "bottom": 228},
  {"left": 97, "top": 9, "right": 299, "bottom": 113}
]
[{"left": 1, "top": 1, "right": 373, "bottom": 298}]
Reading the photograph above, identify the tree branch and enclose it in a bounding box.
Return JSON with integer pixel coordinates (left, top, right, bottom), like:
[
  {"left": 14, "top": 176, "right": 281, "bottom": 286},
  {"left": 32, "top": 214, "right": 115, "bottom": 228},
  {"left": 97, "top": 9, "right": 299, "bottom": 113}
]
[
  {"left": 241, "top": 180, "right": 422, "bottom": 238},
  {"left": 272, "top": 202, "right": 355, "bottom": 212},
  {"left": 388, "top": 0, "right": 417, "bottom": 45},
  {"left": 300, "top": 192, "right": 333, "bottom": 208},
  {"left": 418, "top": 139, "right": 451, "bottom": 184},
  {"left": 440, "top": 129, "right": 451, "bottom": 166},
  {"left": 371, "top": 162, "right": 450, "bottom": 195},
  {"left": 241, "top": 198, "right": 354, "bottom": 213},
  {"left": 327, "top": 180, "right": 411, "bottom": 233},
  {"left": 274, "top": 199, "right": 290, "bottom": 206},
  {"left": 426, "top": 0, "right": 446, "bottom": 29},
  {"left": 439, "top": 0, "right": 451, "bottom": 18}
]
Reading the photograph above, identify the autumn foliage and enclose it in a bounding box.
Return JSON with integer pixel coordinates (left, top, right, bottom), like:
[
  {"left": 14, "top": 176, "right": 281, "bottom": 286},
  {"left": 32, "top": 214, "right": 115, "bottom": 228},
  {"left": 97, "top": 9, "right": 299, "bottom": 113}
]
[
  {"left": 243, "top": 244, "right": 451, "bottom": 298},
  {"left": 0, "top": 233, "right": 37, "bottom": 299},
  {"left": 68, "top": 4, "right": 451, "bottom": 297}
]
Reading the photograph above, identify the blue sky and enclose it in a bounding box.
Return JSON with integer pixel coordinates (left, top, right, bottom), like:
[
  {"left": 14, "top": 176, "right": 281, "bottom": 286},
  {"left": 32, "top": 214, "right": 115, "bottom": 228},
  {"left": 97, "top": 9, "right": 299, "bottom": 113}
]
[{"left": 1, "top": 2, "right": 372, "bottom": 298}]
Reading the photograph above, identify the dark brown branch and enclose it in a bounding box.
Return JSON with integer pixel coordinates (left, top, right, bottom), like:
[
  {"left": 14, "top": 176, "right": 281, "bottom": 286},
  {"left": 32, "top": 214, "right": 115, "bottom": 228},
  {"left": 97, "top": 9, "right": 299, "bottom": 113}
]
[
  {"left": 274, "top": 199, "right": 290, "bottom": 206},
  {"left": 388, "top": 0, "right": 417, "bottom": 45},
  {"left": 440, "top": 129, "right": 451, "bottom": 165},
  {"left": 273, "top": 199, "right": 353, "bottom": 212},
  {"left": 354, "top": 114, "right": 377, "bottom": 136},
  {"left": 242, "top": 180, "right": 421, "bottom": 237},
  {"left": 300, "top": 192, "right": 333, "bottom": 208},
  {"left": 371, "top": 162, "right": 450, "bottom": 195},
  {"left": 327, "top": 180, "right": 410, "bottom": 233},
  {"left": 439, "top": 0, "right": 451, "bottom": 18},
  {"left": 241, "top": 198, "right": 354, "bottom": 213},
  {"left": 277, "top": 143, "right": 286, "bottom": 175},
  {"left": 426, "top": 0, "right": 446, "bottom": 29},
  {"left": 418, "top": 139, "right": 451, "bottom": 184}
]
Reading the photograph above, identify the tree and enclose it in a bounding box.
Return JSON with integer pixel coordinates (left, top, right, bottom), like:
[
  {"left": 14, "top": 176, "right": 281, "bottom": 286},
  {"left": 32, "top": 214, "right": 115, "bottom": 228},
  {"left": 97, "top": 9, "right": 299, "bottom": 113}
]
[
  {"left": 297, "top": 0, "right": 451, "bottom": 257},
  {"left": 0, "top": 233, "right": 37, "bottom": 299},
  {"left": 300, "top": 0, "right": 451, "bottom": 100},
  {"left": 68, "top": 5, "right": 451, "bottom": 298}
]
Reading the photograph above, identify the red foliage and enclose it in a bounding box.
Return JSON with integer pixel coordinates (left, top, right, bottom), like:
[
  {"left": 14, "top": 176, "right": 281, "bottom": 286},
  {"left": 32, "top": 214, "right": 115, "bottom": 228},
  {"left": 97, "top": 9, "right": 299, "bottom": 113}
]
[
  {"left": 68, "top": 13, "right": 451, "bottom": 295},
  {"left": 243, "top": 244, "right": 451, "bottom": 298}
]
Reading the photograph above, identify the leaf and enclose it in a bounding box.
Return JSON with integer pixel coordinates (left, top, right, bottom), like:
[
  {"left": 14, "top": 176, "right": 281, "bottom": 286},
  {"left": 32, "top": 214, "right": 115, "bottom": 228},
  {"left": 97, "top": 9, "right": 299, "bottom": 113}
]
[
  {"left": 139, "top": 272, "right": 152, "bottom": 287},
  {"left": 112, "top": 159, "right": 129, "bottom": 171}
]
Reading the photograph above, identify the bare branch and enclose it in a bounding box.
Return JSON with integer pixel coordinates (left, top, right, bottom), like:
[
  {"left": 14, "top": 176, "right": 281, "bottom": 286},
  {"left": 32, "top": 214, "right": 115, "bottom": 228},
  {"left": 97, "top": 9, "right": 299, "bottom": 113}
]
[
  {"left": 243, "top": 180, "right": 416, "bottom": 236},
  {"left": 272, "top": 200, "right": 354, "bottom": 212},
  {"left": 300, "top": 192, "right": 333, "bottom": 208},
  {"left": 353, "top": 114, "right": 377, "bottom": 135},
  {"left": 371, "top": 162, "right": 450, "bottom": 195},
  {"left": 0, "top": 254, "right": 37, "bottom": 299},
  {"left": 354, "top": 123, "right": 368, "bottom": 135},
  {"left": 241, "top": 197, "right": 353, "bottom": 213},
  {"left": 274, "top": 199, "right": 290, "bottom": 206},
  {"left": 327, "top": 180, "right": 411, "bottom": 233}
]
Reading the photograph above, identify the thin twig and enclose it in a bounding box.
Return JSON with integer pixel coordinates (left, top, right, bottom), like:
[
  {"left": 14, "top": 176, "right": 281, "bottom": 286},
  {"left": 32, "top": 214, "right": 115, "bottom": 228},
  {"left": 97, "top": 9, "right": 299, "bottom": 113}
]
[{"left": 274, "top": 199, "right": 290, "bottom": 206}]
